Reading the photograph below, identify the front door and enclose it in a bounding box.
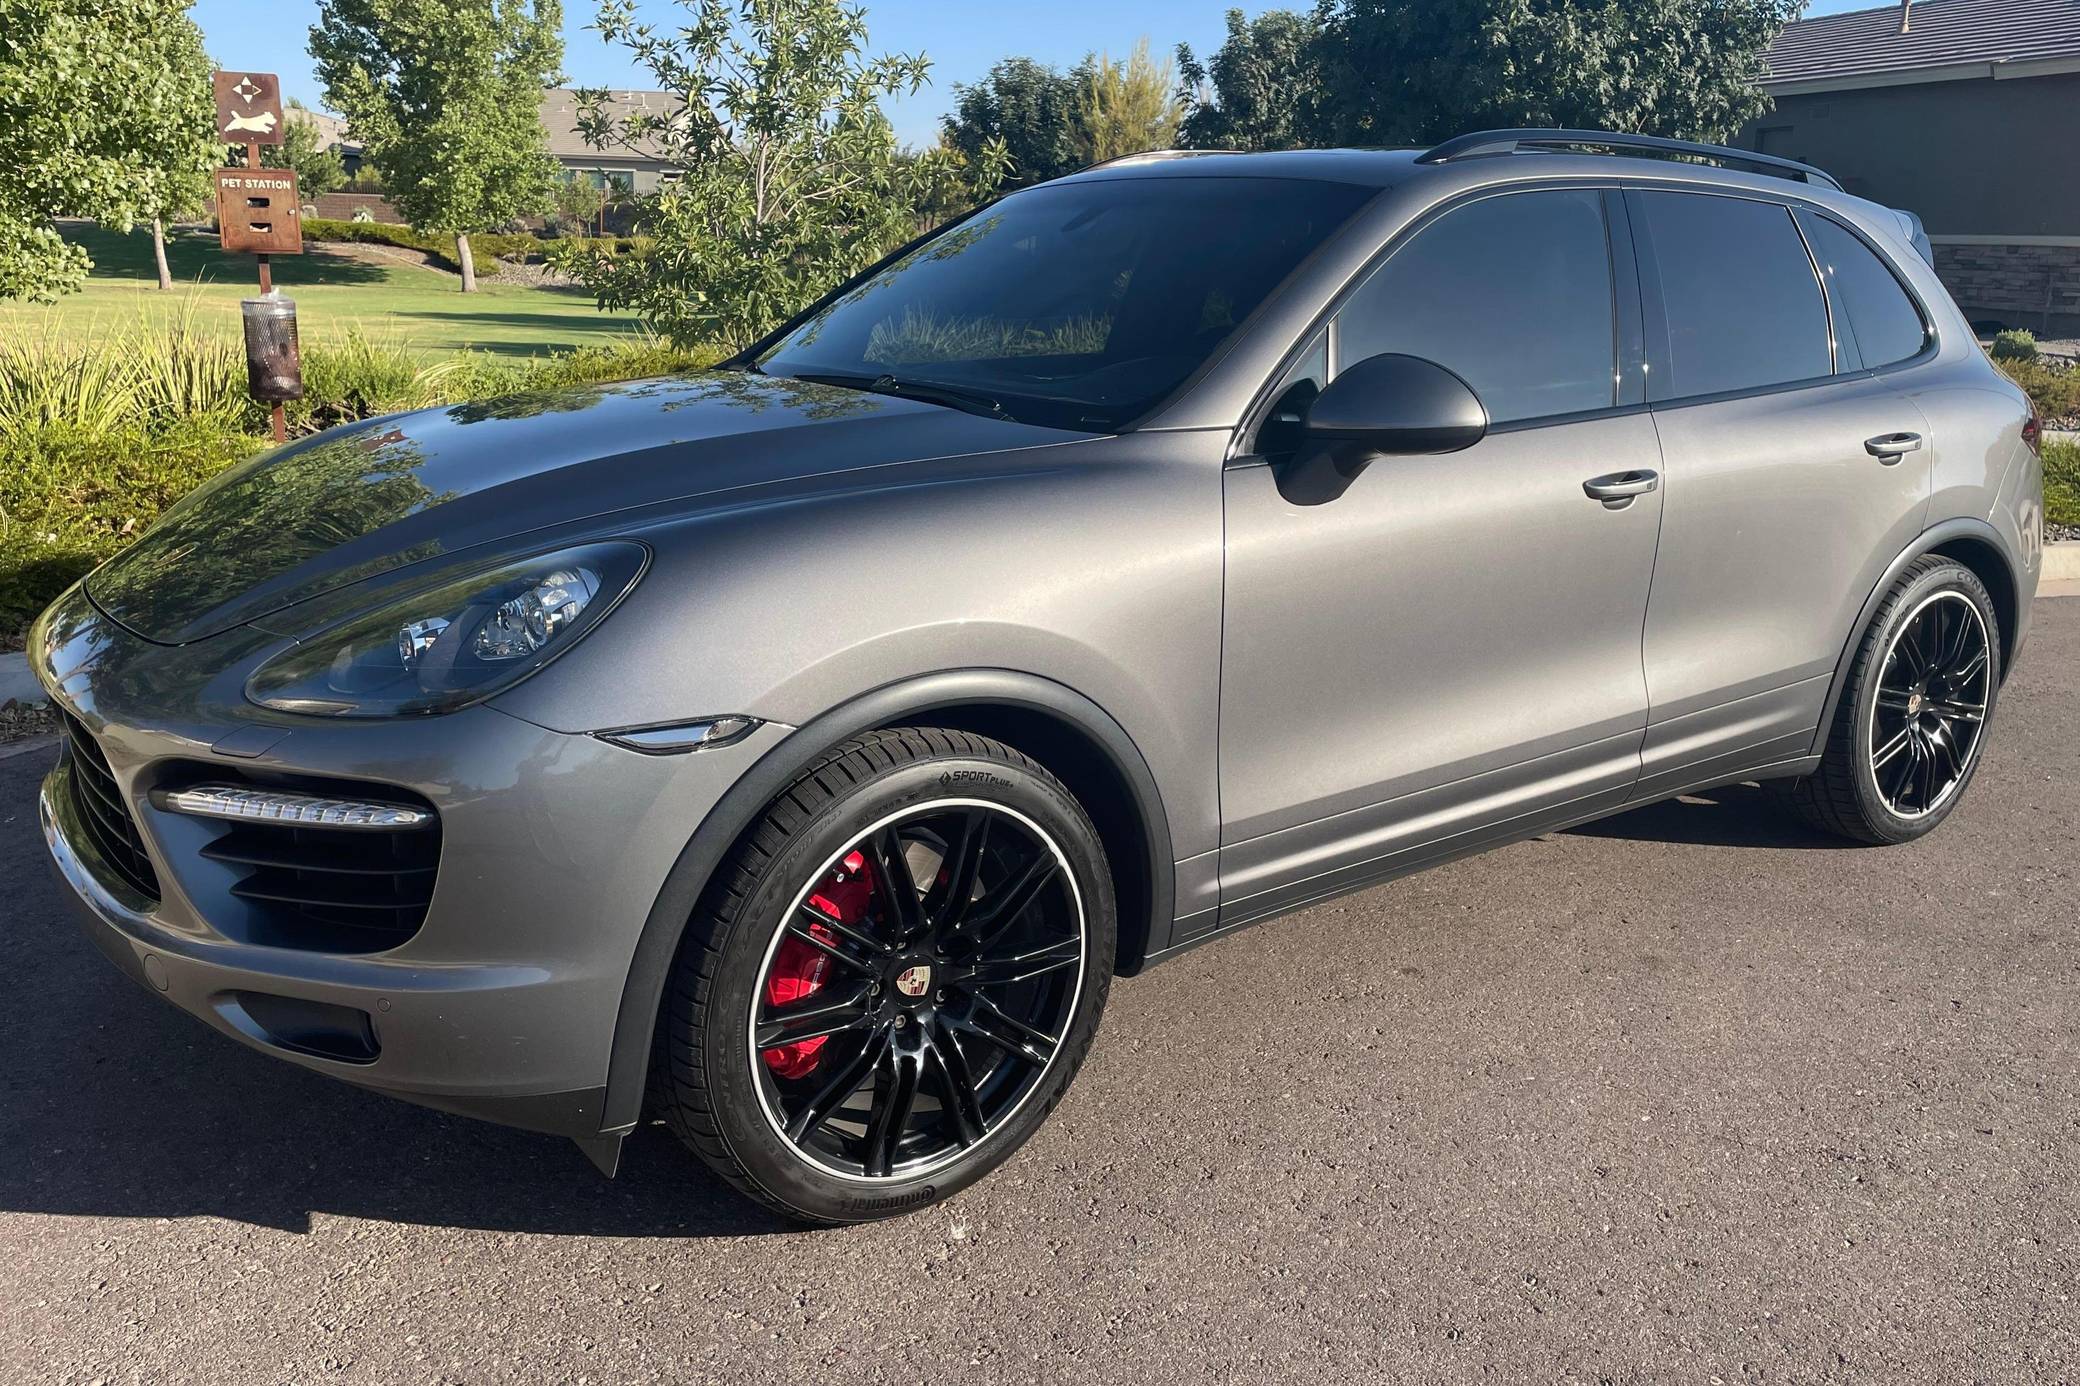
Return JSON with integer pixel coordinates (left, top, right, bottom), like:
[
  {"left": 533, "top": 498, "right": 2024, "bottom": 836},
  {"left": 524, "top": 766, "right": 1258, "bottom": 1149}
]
[{"left": 1216, "top": 186, "right": 1663, "bottom": 930}]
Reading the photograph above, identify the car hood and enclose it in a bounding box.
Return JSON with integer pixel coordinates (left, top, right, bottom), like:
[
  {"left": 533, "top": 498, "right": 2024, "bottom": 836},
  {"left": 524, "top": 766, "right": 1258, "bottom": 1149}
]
[{"left": 88, "top": 372, "right": 1083, "bottom": 644}]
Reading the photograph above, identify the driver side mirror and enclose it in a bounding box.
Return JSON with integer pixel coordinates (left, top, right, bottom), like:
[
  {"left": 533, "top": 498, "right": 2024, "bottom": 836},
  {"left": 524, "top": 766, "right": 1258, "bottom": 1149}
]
[{"left": 1275, "top": 353, "right": 1488, "bottom": 506}]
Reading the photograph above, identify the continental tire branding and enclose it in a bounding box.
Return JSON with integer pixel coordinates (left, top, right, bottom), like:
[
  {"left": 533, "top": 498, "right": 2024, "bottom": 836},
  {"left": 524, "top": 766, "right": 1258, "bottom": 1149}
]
[{"left": 844, "top": 1185, "right": 938, "bottom": 1213}]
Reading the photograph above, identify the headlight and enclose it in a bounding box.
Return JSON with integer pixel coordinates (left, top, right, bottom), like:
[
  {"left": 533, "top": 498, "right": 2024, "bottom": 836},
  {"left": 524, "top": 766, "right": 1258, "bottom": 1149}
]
[{"left": 246, "top": 542, "right": 648, "bottom": 717}]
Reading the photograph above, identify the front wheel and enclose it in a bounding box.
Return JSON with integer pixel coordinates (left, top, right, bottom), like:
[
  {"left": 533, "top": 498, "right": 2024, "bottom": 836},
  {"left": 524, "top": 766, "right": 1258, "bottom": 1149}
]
[
  {"left": 654, "top": 727, "right": 1115, "bottom": 1223},
  {"left": 1778, "top": 555, "right": 2001, "bottom": 844}
]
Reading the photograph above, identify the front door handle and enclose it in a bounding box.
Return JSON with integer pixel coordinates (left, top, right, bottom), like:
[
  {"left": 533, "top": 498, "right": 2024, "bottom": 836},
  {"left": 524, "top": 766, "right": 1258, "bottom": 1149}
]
[
  {"left": 1864, "top": 432, "right": 1923, "bottom": 463},
  {"left": 1582, "top": 469, "right": 1660, "bottom": 508}
]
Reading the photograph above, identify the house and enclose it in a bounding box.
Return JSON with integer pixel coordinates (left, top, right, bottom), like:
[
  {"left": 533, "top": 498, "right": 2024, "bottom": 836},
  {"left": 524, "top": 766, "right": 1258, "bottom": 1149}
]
[
  {"left": 540, "top": 89, "right": 682, "bottom": 196},
  {"left": 299, "top": 90, "right": 682, "bottom": 224},
  {"left": 1737, "top": 0, "right": 2080, "bottom": 335}
]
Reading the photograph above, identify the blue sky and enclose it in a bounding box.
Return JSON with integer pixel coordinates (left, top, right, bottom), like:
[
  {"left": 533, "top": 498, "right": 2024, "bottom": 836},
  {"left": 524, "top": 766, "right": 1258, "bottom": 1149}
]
[{"left": 192, "top": 0, "right": 1886, "bottom": 150}]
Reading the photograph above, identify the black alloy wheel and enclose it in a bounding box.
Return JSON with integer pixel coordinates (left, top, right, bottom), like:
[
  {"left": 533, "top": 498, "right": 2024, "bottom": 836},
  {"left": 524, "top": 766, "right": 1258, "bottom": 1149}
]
[
  {"left": 750, "top": 801, "right": 1086, "bottom": 1181},
  {"left": 1776, "top": 555, "right": 2002, "bottom": 845},
  {"left": 654, "top": 727, "right": 1115, "bottom": 1223},
  {"left": 1865, "top": 589, "right": 1992, "bottom": 820}
]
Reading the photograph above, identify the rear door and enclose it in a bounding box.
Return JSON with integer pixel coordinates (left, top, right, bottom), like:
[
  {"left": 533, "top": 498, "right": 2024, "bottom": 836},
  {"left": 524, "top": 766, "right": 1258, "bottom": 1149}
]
[{"left": 1626, "top": 187, "right": 1934, "bottom": 797}]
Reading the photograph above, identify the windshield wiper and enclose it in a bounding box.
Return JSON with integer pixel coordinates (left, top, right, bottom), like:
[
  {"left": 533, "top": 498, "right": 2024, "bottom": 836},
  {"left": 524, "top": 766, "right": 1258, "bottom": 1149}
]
[{"left": 786, "top": 371, "right": 1013, "bottom": 422}]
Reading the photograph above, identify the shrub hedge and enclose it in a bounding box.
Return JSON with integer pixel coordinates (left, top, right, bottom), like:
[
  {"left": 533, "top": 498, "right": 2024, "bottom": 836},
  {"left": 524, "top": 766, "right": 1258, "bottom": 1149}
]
[
  {"left": 1998, "top": 355, "right": 2080, "bottom": 428},
  {"left": 299, "top": 219, "right": 649, "bottom": 278},
  {"left": 1, "top": 326, "right": 719, "bottom": 649},
  {"left": 2045, "top": 436, "right": 2080, "bottom": 532}
]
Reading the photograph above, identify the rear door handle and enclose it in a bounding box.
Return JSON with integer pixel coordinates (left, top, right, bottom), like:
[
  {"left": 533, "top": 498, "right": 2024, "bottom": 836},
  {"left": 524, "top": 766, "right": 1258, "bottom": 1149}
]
[
  {"left": 1864, "top": 432, "right": 1923, "bottom": 463},
  {"left": 1582, "top": 469, "right": 1660, "bottom": 508}
]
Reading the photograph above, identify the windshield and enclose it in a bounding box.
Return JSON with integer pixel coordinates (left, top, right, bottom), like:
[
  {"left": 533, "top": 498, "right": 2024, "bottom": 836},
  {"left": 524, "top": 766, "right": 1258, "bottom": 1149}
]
[{"left": 756, "top": 176, "right": 1375, "bottom": 431}]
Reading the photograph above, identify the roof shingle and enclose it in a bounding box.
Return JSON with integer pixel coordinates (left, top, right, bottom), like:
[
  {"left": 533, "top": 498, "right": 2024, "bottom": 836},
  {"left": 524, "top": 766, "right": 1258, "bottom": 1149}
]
[
  {"left": 539, "top": 89, "right": 681, "bottom": 161},
  {"left": 1764, "top": 0, "right": 2080, "bottom": 83}
]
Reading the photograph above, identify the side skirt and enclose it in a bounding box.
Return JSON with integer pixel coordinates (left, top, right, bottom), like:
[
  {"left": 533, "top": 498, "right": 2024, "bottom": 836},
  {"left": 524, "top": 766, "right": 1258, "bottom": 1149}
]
[{"left": 1140, "top": 753, "right": 1822, "bottom": 971}]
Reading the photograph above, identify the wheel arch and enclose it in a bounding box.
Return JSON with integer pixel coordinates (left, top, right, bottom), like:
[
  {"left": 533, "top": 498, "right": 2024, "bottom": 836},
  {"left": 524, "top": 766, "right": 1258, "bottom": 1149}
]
[
  {"left": 597, "top": 669, "right": 1177, "bottom": 1134},
  {"left": 1810, "top": 517, "right": 2022, "bottom": 757}
]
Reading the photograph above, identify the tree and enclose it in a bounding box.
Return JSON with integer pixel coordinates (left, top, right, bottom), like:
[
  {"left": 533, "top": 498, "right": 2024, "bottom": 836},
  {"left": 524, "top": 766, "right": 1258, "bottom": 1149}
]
[
  {"left": 1319, "top": 0, "right": 1800, "bottom": 146},
  {"left": 942, "top": 57, "right": 1085, "bottom": 188},
  {"left": 265, "top": 101, "right": 349, "bottom": 202},
  {"left": 563, "top": 0, "right": 992, "bottom": 350},
  {"left": 0, "top": 0, "right": 219, "bottom": 301},
  {"left": 1078, "top": 39, "right": 1182, "bottom": 164},
  {"left": 1176, "top": 9, "right": 1324, "bottom": 152},
  {"left": 1174, "top": 0, "right": 1798, "bottom": 152},
  {"left": 311, "top": 0, "right": 564, "bottom": 292}
]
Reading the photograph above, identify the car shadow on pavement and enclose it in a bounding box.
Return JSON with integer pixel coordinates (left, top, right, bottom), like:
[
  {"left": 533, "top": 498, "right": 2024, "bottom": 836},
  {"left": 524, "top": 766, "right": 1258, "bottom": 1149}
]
[
  {"left": 0, "top": 755, "right": 796, "bottom": 1239},
  {"left": 1563, "top": 783, "right": 1845, "bottom": 850}
]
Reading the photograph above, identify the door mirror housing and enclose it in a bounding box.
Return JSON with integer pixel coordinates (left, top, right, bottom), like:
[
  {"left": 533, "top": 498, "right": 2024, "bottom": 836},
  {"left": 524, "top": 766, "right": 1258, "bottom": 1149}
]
[{"left": 1277, "top": 353, "right": 1488, "bottom": 505}]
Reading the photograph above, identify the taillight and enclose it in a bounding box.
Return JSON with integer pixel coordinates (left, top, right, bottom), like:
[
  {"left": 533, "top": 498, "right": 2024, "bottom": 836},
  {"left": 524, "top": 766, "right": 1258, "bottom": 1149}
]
[{"left": 2023, "top": 412, "right": 2042, "bottom": 455}]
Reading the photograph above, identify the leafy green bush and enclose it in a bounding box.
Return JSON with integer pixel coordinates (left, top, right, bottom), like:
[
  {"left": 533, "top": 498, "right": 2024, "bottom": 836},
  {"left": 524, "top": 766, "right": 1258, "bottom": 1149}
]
[
  {"left": 292, "top": 329, "right": 457, "bottom": 432},
  {"left": 2, "top": 418, "right": 259, "bottom": 645},
  {"left": 1998, "top": 356, "right": 2080, "bottom": 425},
  {"left": 0, "top": 310, "right": 245, "bottom": 443},
  {"left": 1990, "top": 329, "right": 2039, "bottom": 362},
  {"left": 1, "top": 329, "right": 721, "bottom": 648},
  {"left": 2044, "top": 436, "right": 2079, "bottom": 531}
]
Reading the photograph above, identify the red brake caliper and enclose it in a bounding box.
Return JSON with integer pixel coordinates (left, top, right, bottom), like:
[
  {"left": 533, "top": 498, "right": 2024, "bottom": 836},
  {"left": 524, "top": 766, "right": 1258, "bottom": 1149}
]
[{"left": 762, "top": 849, "right": 874, "bottom": 1079}]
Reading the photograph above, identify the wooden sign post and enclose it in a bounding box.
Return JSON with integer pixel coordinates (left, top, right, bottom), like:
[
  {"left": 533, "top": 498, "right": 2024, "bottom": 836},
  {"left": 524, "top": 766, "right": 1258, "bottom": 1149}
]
[{"left": 212, "top": 71, "right": 303, "bottom": 443}]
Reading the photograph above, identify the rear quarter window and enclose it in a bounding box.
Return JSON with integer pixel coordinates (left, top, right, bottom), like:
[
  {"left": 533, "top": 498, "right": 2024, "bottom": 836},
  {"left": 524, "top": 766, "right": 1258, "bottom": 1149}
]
[{"left": 1797, "top": 210, "right": 1931, "bottom": 371}]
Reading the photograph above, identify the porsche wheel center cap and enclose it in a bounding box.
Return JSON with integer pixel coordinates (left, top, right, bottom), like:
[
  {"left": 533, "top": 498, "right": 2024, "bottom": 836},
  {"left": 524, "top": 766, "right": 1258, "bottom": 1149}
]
[{"left": 894, "top": 964, "right": 932, "bottom": 999}]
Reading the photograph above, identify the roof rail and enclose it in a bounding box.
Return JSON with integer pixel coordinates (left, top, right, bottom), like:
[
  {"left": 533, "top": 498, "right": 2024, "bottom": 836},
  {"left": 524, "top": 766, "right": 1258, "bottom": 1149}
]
[{"left": 1416, "top": 129, "right": 1843, "bottom": 191}]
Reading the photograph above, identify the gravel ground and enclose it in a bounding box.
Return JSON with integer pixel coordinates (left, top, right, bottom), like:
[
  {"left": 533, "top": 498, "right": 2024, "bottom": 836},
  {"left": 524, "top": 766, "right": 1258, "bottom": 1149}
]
[
  {"left": 0, "top": 700, "right": 56, "bottom": 746},
  {"left": 1, "top": 598, "right": 2075, "bottom": 1385}
]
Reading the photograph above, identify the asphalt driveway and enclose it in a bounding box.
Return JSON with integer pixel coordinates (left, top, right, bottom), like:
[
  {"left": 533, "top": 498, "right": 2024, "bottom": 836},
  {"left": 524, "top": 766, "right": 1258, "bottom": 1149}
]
[{"left": 2, "top": 598, "right": 2075, "bottom": 1384}]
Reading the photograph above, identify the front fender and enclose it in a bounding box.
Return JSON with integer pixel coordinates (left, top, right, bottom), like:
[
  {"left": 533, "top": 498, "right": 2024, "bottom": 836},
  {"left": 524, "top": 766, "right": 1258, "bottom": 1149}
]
[{"left": 593, "top": 667, "right": 1178, "bottom": 1134}]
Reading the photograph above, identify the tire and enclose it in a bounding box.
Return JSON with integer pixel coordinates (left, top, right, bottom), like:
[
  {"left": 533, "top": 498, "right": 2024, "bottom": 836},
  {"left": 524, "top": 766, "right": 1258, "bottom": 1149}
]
[
  {"left": 1777, "top": 556, "right": 2001, "bottom": 845},
  {"left": 653, "top": 726, "right": 1116, "bottom": 1224}
]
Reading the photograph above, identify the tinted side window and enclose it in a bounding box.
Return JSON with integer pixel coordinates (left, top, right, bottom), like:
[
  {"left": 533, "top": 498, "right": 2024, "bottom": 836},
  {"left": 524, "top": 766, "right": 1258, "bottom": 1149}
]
[
  {"left": 1799, "top": 212, "right": 1930, "bottom": 371},
  {"left": 1336, "top": 189, "right": 1615, "bottom": 425},
  {"left": 1635, "top": 191, "right": 1831, "bottom": 399}
]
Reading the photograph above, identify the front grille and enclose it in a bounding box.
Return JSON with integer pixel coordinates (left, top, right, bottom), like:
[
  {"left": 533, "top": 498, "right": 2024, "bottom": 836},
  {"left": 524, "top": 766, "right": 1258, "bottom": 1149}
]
[
  {"left": 59, "top": 711, "right": 160, "bottom": 902},
  {"left": 201, "top": 814, "right": 440, "bottom": 951}
]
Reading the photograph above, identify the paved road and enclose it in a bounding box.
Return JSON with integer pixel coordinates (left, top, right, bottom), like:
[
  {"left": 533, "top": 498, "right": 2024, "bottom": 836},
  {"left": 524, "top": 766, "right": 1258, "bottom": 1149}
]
[{"left": 3, "top": 600, "right": 2075, "bottom": 1385}]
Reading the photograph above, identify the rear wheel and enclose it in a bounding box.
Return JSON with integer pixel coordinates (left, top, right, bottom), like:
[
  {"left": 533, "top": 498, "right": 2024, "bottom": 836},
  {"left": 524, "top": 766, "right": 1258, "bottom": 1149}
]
[
  {"left": 1778, "top": 556, "right": 2000, "bottom": 844},
  {"left": 654, "top": 727, "right": 1115, "bottom": 1223}
]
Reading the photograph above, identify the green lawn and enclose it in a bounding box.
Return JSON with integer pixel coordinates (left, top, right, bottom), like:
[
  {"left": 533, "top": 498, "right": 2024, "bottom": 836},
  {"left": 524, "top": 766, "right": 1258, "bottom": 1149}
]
[{"left": 0, "top": 223, "right": 647, "bottom": 359}]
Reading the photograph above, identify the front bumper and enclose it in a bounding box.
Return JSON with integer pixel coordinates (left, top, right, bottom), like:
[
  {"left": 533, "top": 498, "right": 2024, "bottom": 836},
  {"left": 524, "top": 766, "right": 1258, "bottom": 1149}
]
[{"left": 31, "top": 584, "right": 784, "bottom": 1141}]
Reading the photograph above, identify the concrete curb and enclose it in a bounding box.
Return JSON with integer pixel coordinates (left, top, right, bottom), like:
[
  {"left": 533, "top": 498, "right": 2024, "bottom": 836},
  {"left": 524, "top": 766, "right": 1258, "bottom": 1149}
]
[
  {"left": 0, "top": 650, "right": 41, "bottom": 708},
  {"left": 2046, "top": 539, "right": 2080, "bottom": 584}
]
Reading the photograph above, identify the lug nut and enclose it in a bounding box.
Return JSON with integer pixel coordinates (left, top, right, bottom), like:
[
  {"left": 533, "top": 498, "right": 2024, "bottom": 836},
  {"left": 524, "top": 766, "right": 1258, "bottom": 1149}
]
[
  {"left": 893, "top": 1013, "right": 909, "bottom": 1030},
  {"left": 934, "top": 990, "right": 947, "bottom": 1003}
]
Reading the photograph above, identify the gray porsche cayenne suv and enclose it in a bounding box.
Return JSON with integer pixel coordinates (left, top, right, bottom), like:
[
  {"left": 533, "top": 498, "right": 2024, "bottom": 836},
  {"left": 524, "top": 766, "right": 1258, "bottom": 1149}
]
[{"left": 34, "top": 131, "right": 2045, "bottom": 1223}]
